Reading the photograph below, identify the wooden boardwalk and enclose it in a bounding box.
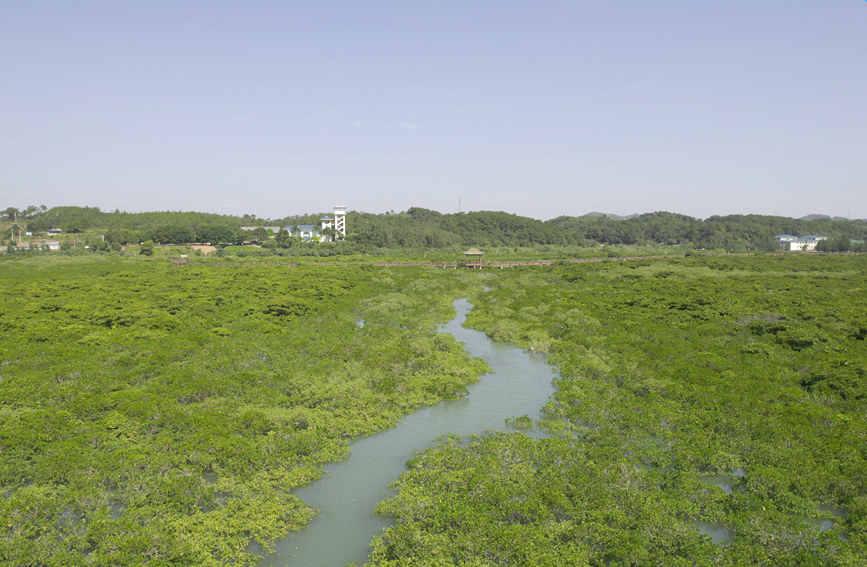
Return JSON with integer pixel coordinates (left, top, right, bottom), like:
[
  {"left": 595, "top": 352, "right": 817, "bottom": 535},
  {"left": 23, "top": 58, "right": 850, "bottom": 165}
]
[
  {"left": 180, "top": 254, "right": 685, "bottom": 269},
  {"left": 370, "top": 255, "right": 678, "bottom": 268}
]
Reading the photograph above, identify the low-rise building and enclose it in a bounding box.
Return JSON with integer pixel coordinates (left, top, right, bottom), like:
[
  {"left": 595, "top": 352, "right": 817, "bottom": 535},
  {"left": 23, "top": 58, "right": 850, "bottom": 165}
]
[
  {"left": 242, "top": 206, "right": 346, "bottom": 243},
  {"left": 773, "top": 234, "right": 827, "bottom": 251},
  {"left": 289, "top": 225, "right": 319, "bottom": 242}
]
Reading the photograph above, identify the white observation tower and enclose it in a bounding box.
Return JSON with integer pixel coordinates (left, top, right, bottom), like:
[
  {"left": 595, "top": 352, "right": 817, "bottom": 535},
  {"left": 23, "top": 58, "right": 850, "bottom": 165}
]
[{"left": 333, "top": 205, "right": 347, "bottom": 240}]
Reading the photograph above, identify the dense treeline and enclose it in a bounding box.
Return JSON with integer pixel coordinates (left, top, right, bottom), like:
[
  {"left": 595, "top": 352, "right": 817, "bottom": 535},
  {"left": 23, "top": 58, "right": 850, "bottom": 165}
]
[
  {"left": 2, "top": 206, "right": 329, "bottom": 247},
  {"left": 3, "top": 205, "right": 866, "bottom": 252},
  {"left": 19, "top": 206, "right": 248, "bottom": 236},
  {"left": 370, "top": 255, "right": 867, "bottom": 566},
  {"left": 348, "top": 208, "right": 580, "bottom": 249},
  {"left": 550, "top": 211, "right": 867, "bottom": 251}
]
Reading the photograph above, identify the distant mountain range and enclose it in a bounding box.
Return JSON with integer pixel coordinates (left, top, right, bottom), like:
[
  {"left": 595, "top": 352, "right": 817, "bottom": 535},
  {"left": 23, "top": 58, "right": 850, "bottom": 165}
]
[
  {"left": 584, "top": 212, "right": 862, "bottom": 223},
  {"left": 580, "top": 212, "right": 639, "bottom": 221},
  {"left": 799, "top": 214, "right": 858, "bottom": 222}
]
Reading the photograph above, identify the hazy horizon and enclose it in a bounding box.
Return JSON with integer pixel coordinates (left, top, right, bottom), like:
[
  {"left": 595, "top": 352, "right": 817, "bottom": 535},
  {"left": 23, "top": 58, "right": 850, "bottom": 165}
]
[
  {"left": 3, "top": 2, "right": 865, "bottom": 221},
  {"left": 8, "top": 202, "right": 864, "bottom": 224}
]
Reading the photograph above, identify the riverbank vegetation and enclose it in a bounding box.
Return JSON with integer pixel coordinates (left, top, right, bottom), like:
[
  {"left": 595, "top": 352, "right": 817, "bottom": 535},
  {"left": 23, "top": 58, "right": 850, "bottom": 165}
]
[
  {"left": 369, "top": 254, "right": 866, "bottom": 566},
  {"left": 2, "top": 253, "right": 865, "bottom": 566},
  {"left": 0, "top": 256, "right": 487, "bottom": 566}
]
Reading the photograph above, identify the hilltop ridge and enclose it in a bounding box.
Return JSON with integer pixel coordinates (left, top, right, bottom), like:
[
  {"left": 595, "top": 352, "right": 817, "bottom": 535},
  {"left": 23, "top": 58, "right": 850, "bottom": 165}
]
[{"left": 3, "top": 205, "right": 866, "bottom": 253}]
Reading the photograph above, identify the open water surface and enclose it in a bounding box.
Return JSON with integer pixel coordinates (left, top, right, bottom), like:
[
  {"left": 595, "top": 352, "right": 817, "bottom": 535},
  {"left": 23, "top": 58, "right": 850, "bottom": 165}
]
[{"left": 261, "top": 298, "right": 559, "bottom": 566}]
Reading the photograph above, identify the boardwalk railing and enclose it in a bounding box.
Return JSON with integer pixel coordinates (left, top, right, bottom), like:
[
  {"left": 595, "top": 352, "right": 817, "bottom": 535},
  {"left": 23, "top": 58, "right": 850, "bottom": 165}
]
[{"left": 180, "top": 255, "right": 689, "bottom": 269}]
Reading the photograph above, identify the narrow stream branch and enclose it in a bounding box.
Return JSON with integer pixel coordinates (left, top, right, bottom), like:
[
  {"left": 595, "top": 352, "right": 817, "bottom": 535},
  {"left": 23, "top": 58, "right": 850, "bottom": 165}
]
[{"left": 262, "top": 298, "right": 558, "bottom": 566}]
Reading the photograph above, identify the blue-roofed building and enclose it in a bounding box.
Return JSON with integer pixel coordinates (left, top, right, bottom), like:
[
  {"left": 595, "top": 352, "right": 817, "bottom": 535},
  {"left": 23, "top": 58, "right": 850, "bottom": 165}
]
[
  {"left": 246, "top": 206, "right": 346, "bottom": 244},
  {"left": 295, "top": 224, "right": 318, "bottom": 242},
  {"left": 279, "top": 225, "right": 321, "bottom": 241},
  {"left": 319, "top": 207, "right": 346, "bottom": 241},
  {"left": 773, "top": 234, "right": 827, "bottom": 251}
]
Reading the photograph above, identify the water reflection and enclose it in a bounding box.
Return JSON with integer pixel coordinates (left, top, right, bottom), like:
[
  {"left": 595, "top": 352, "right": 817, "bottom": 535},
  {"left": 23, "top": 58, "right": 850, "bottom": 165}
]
[
  {"left": 691, "top": 520, "right": 732, "bottom": 544},
  {"left": 700, "top": 475, "right": 733, "bottom": 494},
  {"left": 805, "top": 505, "right": 849, "bottom": 539}
]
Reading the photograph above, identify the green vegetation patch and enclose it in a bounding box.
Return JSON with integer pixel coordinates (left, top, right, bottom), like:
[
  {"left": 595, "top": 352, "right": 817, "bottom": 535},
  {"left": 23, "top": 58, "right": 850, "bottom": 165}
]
[
  {"left": 372, "top": 255, "right": 867, "bottom": 566},
  {"left": 0, "top": 256, "right": 487, "bottom": 566}
]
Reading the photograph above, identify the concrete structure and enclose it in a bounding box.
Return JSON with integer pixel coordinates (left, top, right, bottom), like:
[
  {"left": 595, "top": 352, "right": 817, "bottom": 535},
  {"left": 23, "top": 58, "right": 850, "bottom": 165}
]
[
  {"left": 280, "top": 225, "right": 322, "bottom": 242},
  {"left": 333, "top": 205, "right": 347, "bottom": 240},
  {"left": 294, "top": 225, "right": 318, "bottom": 242},
  {"left": 774, "top": 234, "right": 827, "bottom": 251},
  {"left": 13, "top": 240, "right": 61, "bottom": 251},
  {"left": 241, "top": 206, "right": 347, "bottom": 244},
  {"left": 313, "top": 206, "right": 347, "bottom": 242}
]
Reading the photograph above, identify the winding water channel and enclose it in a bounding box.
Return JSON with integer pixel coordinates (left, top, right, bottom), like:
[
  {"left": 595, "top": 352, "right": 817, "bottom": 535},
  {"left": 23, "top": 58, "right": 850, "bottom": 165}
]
[{"left": 261, "top": 298, "right": 559, "bottom": 566}]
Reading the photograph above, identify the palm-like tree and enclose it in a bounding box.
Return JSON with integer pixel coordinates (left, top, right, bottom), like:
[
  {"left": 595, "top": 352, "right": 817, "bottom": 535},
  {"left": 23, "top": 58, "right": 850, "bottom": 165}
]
[{"left": 321, "top": 226, "right": 337, "bottom": 242}]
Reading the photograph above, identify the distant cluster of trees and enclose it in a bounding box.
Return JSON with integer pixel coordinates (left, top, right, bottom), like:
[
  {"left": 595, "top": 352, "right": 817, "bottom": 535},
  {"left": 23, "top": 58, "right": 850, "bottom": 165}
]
[
  {"left": 346, "top": 209, "right": 580, "bottom": 249},
  {"left": 2, "top": 205, "right": 48, "bottom": 221},
  {"left": 2, "top": 206, "right": 318, "bottom": 246},
  {"left": 347, "top": 208, "right": 867, "bottom": 252},
  {"left": 817, "top": 236, "right": 867, "bottom": 253},
  {"left": 14, "top": 206, "right": 253, "bottom": 243},
  {"left": 550, "top": 211, "right": 867, "bottom": 251},
  {"left": 3, "top": 204, "right": 866, "bottom": 253},
  {"left": 103, "top": 224, "right": 244, "bottom": 246}
]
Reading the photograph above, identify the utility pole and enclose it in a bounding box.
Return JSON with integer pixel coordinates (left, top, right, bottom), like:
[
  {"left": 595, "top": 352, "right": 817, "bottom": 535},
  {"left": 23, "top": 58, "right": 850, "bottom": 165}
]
[{"left": 458, "top": 195, "right": 462, "bottom": 213}]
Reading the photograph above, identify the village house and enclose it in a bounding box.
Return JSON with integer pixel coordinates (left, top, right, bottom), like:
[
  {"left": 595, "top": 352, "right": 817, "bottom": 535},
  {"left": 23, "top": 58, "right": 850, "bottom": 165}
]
[{"left": 14, "top": 240, "right": 61, "bottom": 251}]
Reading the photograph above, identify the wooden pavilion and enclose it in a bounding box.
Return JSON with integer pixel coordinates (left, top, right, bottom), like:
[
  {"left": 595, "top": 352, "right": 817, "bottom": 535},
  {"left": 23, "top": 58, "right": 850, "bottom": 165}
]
[{"left": 464, "top": 248, "right": 484, "bottom": 268}]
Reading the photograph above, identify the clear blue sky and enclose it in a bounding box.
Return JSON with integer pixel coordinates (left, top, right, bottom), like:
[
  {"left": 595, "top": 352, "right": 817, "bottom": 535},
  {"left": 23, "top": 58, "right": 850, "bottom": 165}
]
[{"left": 2, "top": 1, "right": 865, "bottom": 220}]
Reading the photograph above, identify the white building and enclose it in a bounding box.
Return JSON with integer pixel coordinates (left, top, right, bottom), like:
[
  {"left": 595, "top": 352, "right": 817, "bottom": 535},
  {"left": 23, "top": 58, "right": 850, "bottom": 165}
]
[
  {"left": 316, "top": 206, "right": 347, "bottom": 242},
  {"left": 773, "top": 234, "right": 827, "bottom": 251},
  {"left": 289, "top": 225, "right": 319, "bottom": 242},
  {"left": 333, "top": 205, "right": 346, "bottom": 240},
  {"left": 243, "top": 206, "right": 347, "bottom": 243}
]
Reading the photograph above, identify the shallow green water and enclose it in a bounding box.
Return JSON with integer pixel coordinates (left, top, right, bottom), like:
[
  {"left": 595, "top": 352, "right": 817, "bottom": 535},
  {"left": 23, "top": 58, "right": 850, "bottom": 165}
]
[{"left": 261, "top": 298, "right": 558, "bottom": 566}]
